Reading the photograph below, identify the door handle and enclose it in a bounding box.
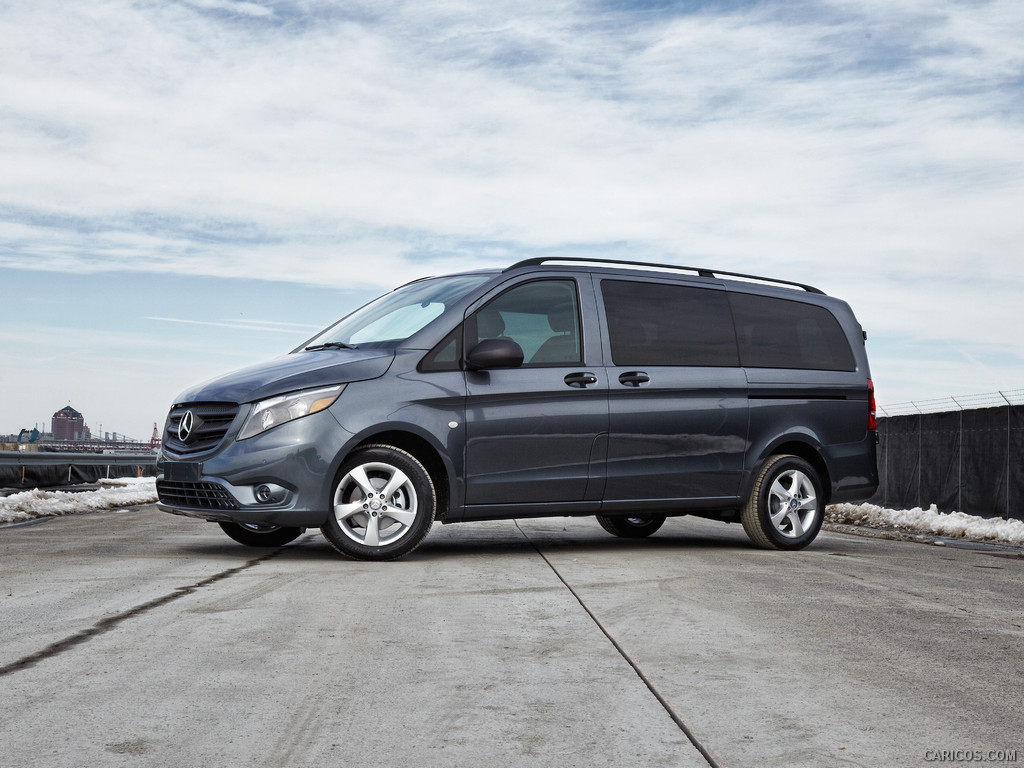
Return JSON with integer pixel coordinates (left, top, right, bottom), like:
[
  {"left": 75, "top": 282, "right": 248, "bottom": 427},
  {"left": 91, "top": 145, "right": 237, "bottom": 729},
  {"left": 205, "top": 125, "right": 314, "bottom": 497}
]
[
  {"left": 564, "top": 372, "right": 598, "bottom": 388},
  {"left": 618, "top": 371, "right": 650, "bottom": 387}
]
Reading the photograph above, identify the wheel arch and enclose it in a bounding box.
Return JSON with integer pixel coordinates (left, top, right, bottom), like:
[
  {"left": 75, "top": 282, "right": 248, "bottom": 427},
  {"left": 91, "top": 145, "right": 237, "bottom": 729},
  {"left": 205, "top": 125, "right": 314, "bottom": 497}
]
[
  {"left": 346, "top": 430, "right": 453, "bottom": 522},
  {"left": 745, "top": 437, "right": 832, "bottom": 505}
]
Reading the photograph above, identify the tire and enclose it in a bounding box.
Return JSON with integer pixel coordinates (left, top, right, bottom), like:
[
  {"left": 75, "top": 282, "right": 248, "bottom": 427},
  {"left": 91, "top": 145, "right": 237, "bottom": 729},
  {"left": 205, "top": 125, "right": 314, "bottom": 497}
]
[
  {"left": 218, "top": 522, "right": 303, "bottom": 547},
  {"left": 741, "top": 454, "right": 824, "bottom": 550},
  {"left": 321, "top": 445, "right": 436, "bottom": 561},
  {"left": 596, "top": 514, "right": 666, "bottom": 538}
]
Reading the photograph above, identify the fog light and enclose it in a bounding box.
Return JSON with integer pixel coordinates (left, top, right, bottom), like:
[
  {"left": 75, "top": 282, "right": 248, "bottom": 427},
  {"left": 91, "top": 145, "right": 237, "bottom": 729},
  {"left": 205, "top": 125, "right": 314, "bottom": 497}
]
[{"left": 254, "top": 484, "right": 287, "bottom": 504}]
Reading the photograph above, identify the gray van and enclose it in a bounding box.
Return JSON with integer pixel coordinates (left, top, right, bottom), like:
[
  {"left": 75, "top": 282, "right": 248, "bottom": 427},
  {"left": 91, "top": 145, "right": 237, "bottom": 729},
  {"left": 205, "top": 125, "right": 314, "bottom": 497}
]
[{"left": 156, "top": 258, "right": 878, "bottom": 560}]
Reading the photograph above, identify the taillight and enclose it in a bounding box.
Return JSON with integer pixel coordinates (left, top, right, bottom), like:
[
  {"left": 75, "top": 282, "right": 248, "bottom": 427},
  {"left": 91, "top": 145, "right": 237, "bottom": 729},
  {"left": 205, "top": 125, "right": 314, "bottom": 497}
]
[{"left": 867, "top": 378, "right": 878, "bottom": 430}]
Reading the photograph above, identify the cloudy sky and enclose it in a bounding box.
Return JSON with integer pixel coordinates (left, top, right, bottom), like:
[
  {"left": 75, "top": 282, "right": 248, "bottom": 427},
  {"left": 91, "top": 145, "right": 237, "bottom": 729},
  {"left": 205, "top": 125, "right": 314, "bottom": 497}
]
[{"left": 1, "top": 0, "right": 1022, "bottom": 441}]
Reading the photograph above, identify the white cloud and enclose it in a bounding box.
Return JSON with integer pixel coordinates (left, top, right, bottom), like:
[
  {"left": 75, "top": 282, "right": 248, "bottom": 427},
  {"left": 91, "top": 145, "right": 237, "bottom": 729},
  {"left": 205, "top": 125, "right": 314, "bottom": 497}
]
[
  {"left": 183, "top": 0, "right": 274, "bottom": 18},
  {"left": 146, "top": 316, "right": 321, "bottom": 333},
  {"left": 1, "top": 0, "right": 1023, "bottom": 426}
]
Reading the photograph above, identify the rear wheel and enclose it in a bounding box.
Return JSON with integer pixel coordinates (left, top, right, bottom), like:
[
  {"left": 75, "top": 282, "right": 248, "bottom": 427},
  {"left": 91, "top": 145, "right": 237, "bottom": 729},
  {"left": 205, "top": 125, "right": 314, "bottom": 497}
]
[
  {"left": 321, "top": 445, "right": 436, "bottom": 561},
  {"left": 218, "top": 522, "right": 303, "bottom": 547},
  {"left": 741, "top": 454, "right": 823, "bottom": 550},
  {"left": 596, "top": 514, "right": 666, "bottom": 538}
]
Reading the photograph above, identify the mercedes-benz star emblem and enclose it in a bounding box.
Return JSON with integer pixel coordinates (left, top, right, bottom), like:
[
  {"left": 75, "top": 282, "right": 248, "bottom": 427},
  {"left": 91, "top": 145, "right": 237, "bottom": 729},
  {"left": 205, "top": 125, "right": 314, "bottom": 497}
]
[{"left": 178, "top": 410, "right": 195, "bottom": 443}]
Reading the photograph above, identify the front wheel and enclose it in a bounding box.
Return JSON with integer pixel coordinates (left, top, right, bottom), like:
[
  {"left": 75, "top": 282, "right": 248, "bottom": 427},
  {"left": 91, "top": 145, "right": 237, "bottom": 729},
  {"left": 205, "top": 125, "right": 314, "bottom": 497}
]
[
  {"left": 218, "top": 522, "right": 303, "bottom": 547},
  {"left": 596, "top": 514, "right": 666, "bottom": 538},
  {"left": 321, "top": 445, "right": 436, "bottom": 561},
  {"left": 741, "top": 454, "right": 824, "bottom": 550}
]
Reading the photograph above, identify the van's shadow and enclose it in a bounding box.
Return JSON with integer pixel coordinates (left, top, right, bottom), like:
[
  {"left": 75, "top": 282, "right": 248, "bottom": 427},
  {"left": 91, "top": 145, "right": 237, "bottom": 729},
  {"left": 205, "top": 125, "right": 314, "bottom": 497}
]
[{"left": 177, "top": 520, "right": 762, "bottom": 563}]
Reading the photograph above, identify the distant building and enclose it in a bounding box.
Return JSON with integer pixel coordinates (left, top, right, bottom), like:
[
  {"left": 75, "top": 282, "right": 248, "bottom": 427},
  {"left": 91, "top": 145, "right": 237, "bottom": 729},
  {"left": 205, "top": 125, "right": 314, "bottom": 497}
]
[{"left": 52, "top": 406, "right": 91, "bottom": 441}]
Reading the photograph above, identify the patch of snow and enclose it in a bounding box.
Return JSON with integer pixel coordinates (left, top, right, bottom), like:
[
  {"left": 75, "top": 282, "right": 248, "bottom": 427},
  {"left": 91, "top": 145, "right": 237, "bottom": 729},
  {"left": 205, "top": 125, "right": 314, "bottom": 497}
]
[
  {"left": 827, "top": 503, "right": 1024, "bottom": 547},
  {"left": 3, "top": 480, "right": 1022, "bottom": 550},
  {"left": 0, "top": 479, "right": 158, "bottom": 525}
]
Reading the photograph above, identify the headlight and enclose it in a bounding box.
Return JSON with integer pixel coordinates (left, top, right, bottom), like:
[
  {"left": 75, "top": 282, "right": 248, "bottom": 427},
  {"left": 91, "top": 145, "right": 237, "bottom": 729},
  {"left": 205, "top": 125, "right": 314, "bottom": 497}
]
[{"left": 237, "top": 385, "right": 345, "bottom": 440}]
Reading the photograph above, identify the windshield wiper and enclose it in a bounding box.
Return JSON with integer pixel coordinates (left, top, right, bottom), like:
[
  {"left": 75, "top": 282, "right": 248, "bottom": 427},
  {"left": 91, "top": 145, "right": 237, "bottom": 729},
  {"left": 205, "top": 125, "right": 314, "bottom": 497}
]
[{"left": 304, "top": 341, "right": 357, "bottom": 351}]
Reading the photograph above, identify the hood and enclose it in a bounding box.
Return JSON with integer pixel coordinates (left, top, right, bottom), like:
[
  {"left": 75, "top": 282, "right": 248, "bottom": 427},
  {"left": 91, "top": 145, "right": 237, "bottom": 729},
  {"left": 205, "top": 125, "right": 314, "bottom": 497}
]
[{"left": 174, "top": 349, "right": 395, "bottom": 405}]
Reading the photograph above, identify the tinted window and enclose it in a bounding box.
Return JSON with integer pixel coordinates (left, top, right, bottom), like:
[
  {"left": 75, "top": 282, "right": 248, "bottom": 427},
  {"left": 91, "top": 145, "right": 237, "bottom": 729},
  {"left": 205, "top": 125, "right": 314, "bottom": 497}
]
[
  {"left": 730, "top": 293, "right": 856, "bottom": 371},
  {"left": 419, "top": 328, "right": 460, "bottom": 372},
  {"left": 469, "top": 280, "right": 582, "bottom": 366},
  {"left": 601, "top": 280, "right": 739, "bottom": 367}
]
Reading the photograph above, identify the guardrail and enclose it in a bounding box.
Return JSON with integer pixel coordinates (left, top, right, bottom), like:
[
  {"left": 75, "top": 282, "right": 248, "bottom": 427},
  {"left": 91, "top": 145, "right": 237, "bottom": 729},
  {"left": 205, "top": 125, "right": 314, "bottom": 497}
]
[{"left": 0, "top": 451, "right": 158, "bottom": 489}]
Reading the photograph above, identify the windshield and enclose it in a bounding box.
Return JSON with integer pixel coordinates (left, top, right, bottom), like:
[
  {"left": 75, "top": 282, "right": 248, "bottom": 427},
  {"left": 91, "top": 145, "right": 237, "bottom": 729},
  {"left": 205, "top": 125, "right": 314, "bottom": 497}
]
[{"left": 302, "top": 274, "right": 490, "bottom": 350}]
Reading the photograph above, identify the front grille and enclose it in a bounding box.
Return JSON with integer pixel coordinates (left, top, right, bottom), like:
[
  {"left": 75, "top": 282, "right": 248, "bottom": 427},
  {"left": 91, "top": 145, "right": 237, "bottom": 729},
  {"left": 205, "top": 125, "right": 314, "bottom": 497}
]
[
  {"left": 163, "top": 402, "right": 240, "bottom": 455},
  {"left": 157, "top": 480, "right": 239, "bottom": 511}
]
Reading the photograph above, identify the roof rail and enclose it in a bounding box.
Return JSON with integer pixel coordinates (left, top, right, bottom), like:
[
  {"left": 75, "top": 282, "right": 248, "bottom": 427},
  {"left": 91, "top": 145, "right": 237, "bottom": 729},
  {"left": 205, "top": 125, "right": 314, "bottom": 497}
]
[{"left": 504, "top": 257, "right": 825, "bottom": 294}]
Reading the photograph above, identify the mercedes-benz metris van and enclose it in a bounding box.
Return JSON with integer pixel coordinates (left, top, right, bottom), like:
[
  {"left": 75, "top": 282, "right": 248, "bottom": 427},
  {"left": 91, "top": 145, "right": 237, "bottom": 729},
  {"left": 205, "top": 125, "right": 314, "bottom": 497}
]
[{"left": 157, "top": 258, "right": 878, "bottom": 560}]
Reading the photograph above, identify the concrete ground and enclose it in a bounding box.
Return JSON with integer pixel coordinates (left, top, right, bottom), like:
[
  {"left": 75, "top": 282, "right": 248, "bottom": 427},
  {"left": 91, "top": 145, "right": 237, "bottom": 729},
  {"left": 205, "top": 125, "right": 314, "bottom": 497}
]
[{"left": 1, "top": 507, "right": 1022, "bottom": 768}]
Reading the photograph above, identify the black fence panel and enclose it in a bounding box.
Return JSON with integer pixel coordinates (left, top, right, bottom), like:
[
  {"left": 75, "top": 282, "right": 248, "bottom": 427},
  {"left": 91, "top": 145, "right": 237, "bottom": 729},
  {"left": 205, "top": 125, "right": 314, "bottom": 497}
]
[
  {"left": 961, "top": 408, "right": 1008, "bottom": 518},
  {"left": 1013, "top": 407, "right": 1024, "bottom": 519},
  {"left": 0, "top": 453, "right": 157, "bottom": 490},
  {"left": 22, "top": 464, "right": 70, "bottom": 488},
  {"left": 876, "top": 415, "right": 920, "bottom": 511},
  {"left": 920, "top": 411, "right": 960, "bottom": 514},
  {"left": 0, "top": 465, "right": 18, "bottom": 486},
  {"left": 870, "top": 405, "right": 1021, "bottom": 521}
]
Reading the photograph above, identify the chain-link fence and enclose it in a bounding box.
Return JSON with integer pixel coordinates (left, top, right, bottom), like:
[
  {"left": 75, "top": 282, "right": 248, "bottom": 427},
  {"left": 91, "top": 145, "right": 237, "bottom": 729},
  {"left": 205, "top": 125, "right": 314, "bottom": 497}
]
[
  {"left": 878, "top": 389, "right": 1024, "bottom": 416},
  {"left": 870, "top": 391, "right": 1023, "bottom": 521}
]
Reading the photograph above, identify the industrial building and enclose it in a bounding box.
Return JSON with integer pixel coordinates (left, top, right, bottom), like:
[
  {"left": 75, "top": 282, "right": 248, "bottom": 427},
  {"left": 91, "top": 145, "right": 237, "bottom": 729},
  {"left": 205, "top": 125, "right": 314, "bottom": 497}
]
[{"left": 51, "top": 405, "right": 92, "bottom": 442}]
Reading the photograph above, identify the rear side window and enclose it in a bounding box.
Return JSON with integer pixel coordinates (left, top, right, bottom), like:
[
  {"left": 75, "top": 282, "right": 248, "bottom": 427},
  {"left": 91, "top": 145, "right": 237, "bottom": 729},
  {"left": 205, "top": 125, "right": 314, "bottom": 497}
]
[
  {"left": 601, "top": 280, "right": 739, "bottom": 367},
  {"left": 730, "top": 293, "right": 856, "bottom": 371}
]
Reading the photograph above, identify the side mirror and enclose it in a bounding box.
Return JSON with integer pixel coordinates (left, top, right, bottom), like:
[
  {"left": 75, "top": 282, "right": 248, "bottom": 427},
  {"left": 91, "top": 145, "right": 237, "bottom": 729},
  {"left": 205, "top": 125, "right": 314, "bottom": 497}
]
[{"left": 465, "top": 339, "right": 524, "bottom": 371}]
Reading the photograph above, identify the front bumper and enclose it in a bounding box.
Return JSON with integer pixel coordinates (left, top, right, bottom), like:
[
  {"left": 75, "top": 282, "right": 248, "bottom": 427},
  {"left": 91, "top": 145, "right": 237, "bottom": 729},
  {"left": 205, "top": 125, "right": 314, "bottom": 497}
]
[
  {"left": 157, "top": 500, "right": 326, "bottom": 528},
  {"left": 156, "top": 408, "right": 354, "bottom": 528}
]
